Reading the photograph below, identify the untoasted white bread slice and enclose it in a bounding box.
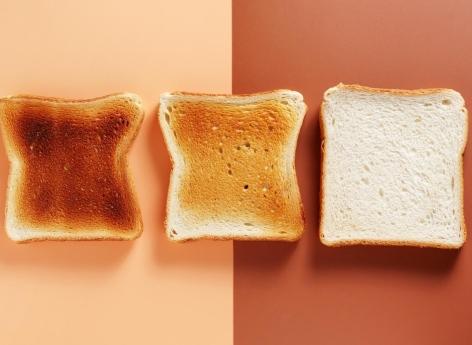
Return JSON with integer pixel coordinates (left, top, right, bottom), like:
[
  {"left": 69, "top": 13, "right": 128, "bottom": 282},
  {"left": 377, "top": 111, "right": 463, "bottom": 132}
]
[
  {"left": 0, "top": 93, "right": 144, "bottom": 242},
  {"left": 320, "top": 84, "right": 468, "bottom": 248},
  {"left": 159, "top": 90, "right": 307, "bottom": 241}
]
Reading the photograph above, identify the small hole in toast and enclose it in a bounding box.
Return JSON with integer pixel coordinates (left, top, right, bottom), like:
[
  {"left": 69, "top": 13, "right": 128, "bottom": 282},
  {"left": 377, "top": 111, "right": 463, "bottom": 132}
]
[{"left": 442, "top": 99, "right": 451, "bottom": 105}]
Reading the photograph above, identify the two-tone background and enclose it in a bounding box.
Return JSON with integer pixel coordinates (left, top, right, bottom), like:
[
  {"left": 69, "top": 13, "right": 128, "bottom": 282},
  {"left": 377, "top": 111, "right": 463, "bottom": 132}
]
[{"left": 0, "top": 1, "right": 471, "bottom": 344}]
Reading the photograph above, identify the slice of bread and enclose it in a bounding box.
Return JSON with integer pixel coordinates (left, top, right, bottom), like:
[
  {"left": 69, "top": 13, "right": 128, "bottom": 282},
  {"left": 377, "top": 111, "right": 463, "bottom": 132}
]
[
  {"left": 159, "top": 90, "right": 307, "bottom": 241},
  {"left": 320, "top": 84, "right": 468, "bottom": 248},
  {"left": 0, "top": 93, "right": 144, "bottom": 242}
]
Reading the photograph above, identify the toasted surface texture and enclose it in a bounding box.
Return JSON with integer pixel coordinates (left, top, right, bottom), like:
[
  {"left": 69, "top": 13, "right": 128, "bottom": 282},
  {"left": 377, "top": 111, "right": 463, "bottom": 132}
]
[
  {"left": 0, "top": 93, "right": 144, "bottom": 242},
  {"left": 159, "top": 90, "right": 307, "bottom": 241},
  {"left": 320, "top": 83, "right": 468, "bottom": 248}
]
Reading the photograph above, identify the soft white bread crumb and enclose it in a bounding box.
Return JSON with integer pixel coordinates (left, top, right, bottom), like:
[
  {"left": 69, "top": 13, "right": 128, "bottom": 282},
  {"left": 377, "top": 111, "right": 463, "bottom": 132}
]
[{"left": 320, "top": 84, "right": 468, "bottom": 248}]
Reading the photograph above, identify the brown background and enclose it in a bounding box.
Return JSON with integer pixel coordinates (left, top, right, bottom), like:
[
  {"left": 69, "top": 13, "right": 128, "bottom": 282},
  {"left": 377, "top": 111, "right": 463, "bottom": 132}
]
[{"left": 233, "top": 0, "right": 472, "bottom": 344}]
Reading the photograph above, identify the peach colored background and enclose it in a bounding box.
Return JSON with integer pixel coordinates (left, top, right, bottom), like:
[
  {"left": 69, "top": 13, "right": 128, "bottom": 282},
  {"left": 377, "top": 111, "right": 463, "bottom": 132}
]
[{"left": 0, "top": 1, "right": 232, "bottom": 344}]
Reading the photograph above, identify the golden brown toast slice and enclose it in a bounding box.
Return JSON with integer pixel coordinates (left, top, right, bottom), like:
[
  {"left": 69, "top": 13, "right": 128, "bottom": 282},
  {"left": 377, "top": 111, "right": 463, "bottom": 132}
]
[
  {"left": 0, "top": 93, "right": 144, "bottom": 242},
  {"left": 159, "top": 90, "right": 307, "bottom": 241}
]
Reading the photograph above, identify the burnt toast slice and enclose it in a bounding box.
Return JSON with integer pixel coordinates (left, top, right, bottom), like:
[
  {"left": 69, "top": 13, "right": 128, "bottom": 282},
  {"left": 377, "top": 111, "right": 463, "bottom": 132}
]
[{"left": 0, "top": 93, "right": 143, "bottom": 242}]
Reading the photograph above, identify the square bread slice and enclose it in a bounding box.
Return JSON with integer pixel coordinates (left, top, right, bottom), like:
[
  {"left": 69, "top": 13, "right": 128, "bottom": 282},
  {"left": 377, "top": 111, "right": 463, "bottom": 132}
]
[
  {"left": 159, "top": 90, "right": 307, "bottom": 241},
  {"left": 0, "top": 93, "right": 144, "bottom": 242},
  {"left": 320, "top": 84, "right": 468, "bottom": 248}
]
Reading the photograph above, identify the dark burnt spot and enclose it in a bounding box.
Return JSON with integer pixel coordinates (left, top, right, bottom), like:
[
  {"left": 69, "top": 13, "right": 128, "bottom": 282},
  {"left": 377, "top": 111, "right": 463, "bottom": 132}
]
[
  {"left": 103, "top": 192, "right": 130, "bottom": 225},
  {"left": 18, "top": 115, "right": 54, "bottom": 156}
]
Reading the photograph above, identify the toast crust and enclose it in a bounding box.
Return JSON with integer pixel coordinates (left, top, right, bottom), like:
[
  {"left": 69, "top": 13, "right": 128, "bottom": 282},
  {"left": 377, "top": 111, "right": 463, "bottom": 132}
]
[
  {"left": 325, "top": 83, "right": 457, "bottom": 97},
  {"left": 160, "top": 90, "right": 307, "bottom": 241},
  {"left": 0, "top": 93, "right": 144, "bottom": 242},
  {"left": 319, "top": 83, "right": 468, "bottom": 249}
]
